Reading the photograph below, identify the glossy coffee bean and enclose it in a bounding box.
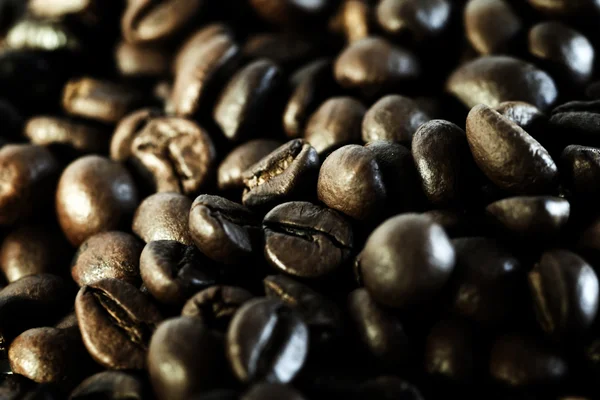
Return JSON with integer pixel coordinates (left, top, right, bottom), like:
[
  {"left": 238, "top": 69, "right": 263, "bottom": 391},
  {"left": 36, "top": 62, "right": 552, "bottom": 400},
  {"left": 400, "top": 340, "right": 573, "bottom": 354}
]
[
  {"left": 529, "top": 250, "right": 599, "bottom": 339},
  {"left": 304, "top": 97, "right": 366, "bottom": 156},
  {"left": 173, "top": 24, "right": 233, "bottom": 73},
  {"left": 242, "top": 383, "right": 306, "bottom": 400},
  {"left": 466, "top": 104, "right": 558, "bottom": 194},
  {"left": 189, "top": 195, "right": 260, "bottom": 265},
  {"left": 110, "top": 108, "right": 163, "bottom": 162},
  {"left": 182, "top": 285, "right": 254, "bottom": 331},
  {"left": 358, "top": 214, "right": 455, "bottom": 308},
  {"left": 75, "top": 278, "right": 163, "bottom": 369},
  {"left": 0, "top": 144, "right": 59, "bottom": 225},
  {"left": 148, "top": 317, "right": 225, "bottom": 400},
  {"left": 130, "top": 117, "right": 216, "bottom": 195},
  {"left": 334, "top": 37, "right": 420, "bottom": 98},
  {"left": 354, "top": 376, "right": 423, "bottom": 400},
  {"left": 317, "top": 145, "right": 386, "bottom": 221},
  {"left": 362, "top": 95, "right": 431, "bottom": 144},
  {"left": 242, "top": 34, "right": 317, "bottom": 72},
  {"left": 329, "top": 0, "right": 374, "bottom": 44},
  {"left": 242, "top": 139, "right": 319, "bottom": 210},
  {"left": 264, "top": 275, "right": 342, "bottom": 345},
  {"left": 561, "top": 145, "right": 600, "bottom": 200},
  {"left": 56, "top": 155, "right": 139, "bottom": 246},
  {"left": 71, "top": 231, "right": 144, "bottom": 287},
  {"left": 263, "top": 201, "right": 353, "bottom": 278},
  {"left": 348, "top": 288, "right": 410, "bottom": 367},
  {"left": 424, "top": 318, "right": 475, "bottom": 382},
  {"left": 447, "top": 56, "right": 558, "bottom": 110},
  {"left": 69, "top": 371, "right": 146, "bottom": 400},
  {"left": 248, "top": 0, "right": 332, "bottom": 27},
  {"left": 132, "top": 192, "right": 193, "bottom": 245},
  {"left": 376, "top": 0, "right": 452, "bottom": 43},
  {"left": 464, "top": 0, "right": 522, "bottom": 55},
  {"left": 549, "top": 100, "right": 600, "bottom": 147},
  {"left": 115, "top": 41, "right": 171, "bottom": 78},
  {"left": 218, "top": 140, "right": 281, "bottom": 191},
  {"left": 227, "top": 298, "right": 309, "bottom": 383},
  {"left": 494, "top": 101, "right": 547, "bottom": 138}
]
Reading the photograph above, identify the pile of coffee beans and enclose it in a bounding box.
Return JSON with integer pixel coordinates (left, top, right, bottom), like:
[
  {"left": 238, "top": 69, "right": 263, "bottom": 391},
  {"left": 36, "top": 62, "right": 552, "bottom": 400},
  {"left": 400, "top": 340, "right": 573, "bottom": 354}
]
[{"left": 3, "top": 0, "right": 600, "bottom": 398}]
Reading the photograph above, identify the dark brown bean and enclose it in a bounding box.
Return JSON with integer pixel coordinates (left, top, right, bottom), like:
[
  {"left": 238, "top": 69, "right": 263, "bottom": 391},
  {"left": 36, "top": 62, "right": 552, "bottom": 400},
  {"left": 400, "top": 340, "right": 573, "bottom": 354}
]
[
  {"left": 561, "top": 145, "right": 600, "bottom": 200},
  {"left": 182, "top": 285, "right": 254, "bottom": 331},
  {"left": 376, "top": 0, "right": 452, "bottom": 43},
  {"left": 173, "top": 24, "right": 233, "bottom": 73},
  {"left": 328, "top": 0, "right": 374, "bottom": 44},
  {"left": 110, "top": 108, "right": 163, "bottom": 162},
  {"left": 115, "top": 41, "right": 171, "bottom": 78},
  {"left": 242, "top": 34, "right": 317, "bottom": 71},
  {"left": 424, "top": 318, "right": 475, "bottom": 383},
  {"left": 362, "top": 95, "right": 430, "bottom": 143},
  {"left": 132, "top": 192, "right": 193, "bottom": 245},
  {"left": 494, "top": 101, "right": 547, "bottom": 138},
  {"left": 69, "top": 371, "right": 147, "bottom": 400},
  {"left": 464, "top": 0, "right": 522, "bottom": 55},
  {"left": 218, "top": 140, "right": 281, "bottom": 191}
]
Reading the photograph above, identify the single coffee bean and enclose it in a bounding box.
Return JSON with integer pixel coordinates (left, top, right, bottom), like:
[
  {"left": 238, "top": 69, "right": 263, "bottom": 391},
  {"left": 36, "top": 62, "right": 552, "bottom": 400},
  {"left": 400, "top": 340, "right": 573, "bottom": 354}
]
[
  {"left": 263, "top": 201, "right": 353, "bottom": 278},
  {"left": 494, "top": 101, "right": 547, "bottom": 138},
  {"left": 227, "top": 298, "right": 309, "bottom": 383},
  {"left": 357, "top": 214, "right": 455, "bottom": 308},
  {"left": 69, "top": 371, "right": 146, "bottom": 400},
  {"left": 242, "top": 139, "right": 319, "bottom": 210},
  {"left": 173, "top": 24, "right": 233, "bottom": 73},
  {"left": 376, "top": 0, "right": 452, "bottom": 43},
  {"left": 466, "top": 104, "right": 558, "bottom": 194},
  {"left": 4, "top": 17, "right": 81, "bottom": 52},
  {"left": 56, "top": 155, "right": 139, "bottom": 246},
  {"left": 132, "top": 192, "right": 193, "bottom": 245},
  {"left": 115, "top": 41, "right": 171, "bottom": 78},
  {"left": 75, "top": 278, "right": 163, "bottom": 370},
  {"left": 328, "top": 0, "right": 374, "bottom": 44},
  {"left": 242, "top": 383, "right": 307, "bottom": 400},
  {"left": 424, "top": 318, "right": 475, "bottom": 382},
  {"left": 62, "top": 77, "right": 143, "bottom": 124},
  {"left": 182, "top": 285, "right": 254, "bottom": 331},
  {"left": 121, "top": 0, "right": 203, "bottom": 45},
  {"left": 317, "top": 145, "right": 386, "bottom": 221},
  {"left": 464, "top": 0, "right": 522, "bottom": 55},
  {"left": 561, "top": 145, "right": 600, "bottom": 200},
  {"left": 264, "top": 275, "right": 342, "bottom": 344},
  {"left": 334, "top": 37, "right": 420, "bottom": 98},
  {"left": 242, "top": 34, "right": 317, "bottom": 72},
  {"left": 354, "top": 376, "right": 423, "bottom": 400},
  {"left": 362, "top": 95, "right": 431, "bottom": 144},
  {"left": 549, "top": 100, "right": 600, "bottom": 147},
  {"left": 490, "top": 334, "right": 568, "bottom": 386},
  {"left": 140, "top": 240, "right": 223, "bottom": 305},
  {"left": 448, "top": 237, "right": 525, "bottom": 326},
  {"left": 218, "top": 140, "right": 281, "bottom": 191},
  {"left": 130, "top": 117, "right": 216, "bottom": 195},
  {"left": 110, "top": 108, "right": 163, "bottom": 162},
  {"left": 529, "top": 250, "right": 599, "bottom": 339},
  {"left": 248, "top": 0, "right": 333, "bottom": 27},
  {"left": 447, "top": 56, "right": 558, "bottom": 110},
  {"left": 189, "top": 195, "right": 260, "bottom": 265},
  {"left": 304, "top": 96, "right": 366, "bottom": 156},
  {"left": 0, "top": 144, "right": 59, "bottom": 225},
  {"left": 71, "top": 231, "right": 144, "bottom": 287},
  {"left": 348, "top": 288, "right": 410, "bottom": 368},
  {"left": 148, "top": 317, "right": 225, "bottom": 400},
  {"left": 214, "top": 59, "right": 283, "bottom": 142}
]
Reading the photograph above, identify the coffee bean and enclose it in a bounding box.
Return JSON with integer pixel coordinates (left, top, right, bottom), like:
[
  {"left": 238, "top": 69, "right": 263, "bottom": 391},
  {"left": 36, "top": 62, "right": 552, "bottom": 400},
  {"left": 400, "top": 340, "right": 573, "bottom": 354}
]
[
  {"left": 376, "top": 0, "right": 452, "bottom": 43},
  {"left": 218, "top": 140, "right": 281, "bottom": 191},
  {"left": 115, "top": 41, "right": 172, "bottom": 78},
  {"left": 227, "top": 298, "right": 309, "bottom": 383},
  {"left": 242, "top": 34, "right": 318, "bottom": 71},
  {"left": 148, "top": 316, "right": 225, "bottom": 400},
  {"left": 447, "top": 56, "right": 558, "bottom": 110},
  {"left": 242, "top": 383, "right": 306, "bottom": 400},
  {"left": 69, "top": 371, "right": 146, "bottom": 400},
  {"left": 56, "top": 155, "right": 139, "bottom": 246},
  {"left": 110, "top": 108, "right": 163, "bottom": 162},
  {"left": 357, "top": 214, "right": 455, "bottom": 308},
  {"left": 424, "top": 318, "right": 475, "bottom": 382},
  {"left": 494, "top": 101, "right": 547, "bottom": 138},
  {"left": 173, "top": 24, "right": 233, "bottom": 73},
  {"left": 242, "top": 139, "right": 319, "bottom": 210},
  {"left": 71, "top": 231, "right": 144, "bottom": 287},
  {"left": 304, "top": 96, "right": 366, "bottom": 156},
  {"left": 248, "top": 0, "right": 333, "bottom": 27},
  {"left": 189, "top": 195, "right": 260, "bottom": 265},
  {"left": 355, "top": 376, "right": 424, "bottom": 400},
  {"left": 75, "top": 278, "right": 163, "bottom": 369},
  {"left": 214, "top": 59, "right": 283, "bottom": 142},
  {"left": 4, "top": 17, "right": 81, "bottom": 52},
  {"left": 464, "top": 0, "right": 522, "bottom": 55},
  {"left": 139, "top": 240, "right": 222, "bottom": 305},
  {"left": 529, "top": 250, "right": 599, "bottom": 339},
  {"left": 362, "top": 95, "right": 431, "bottom": 143},
  {"left": 561, "top": 145, "right": 600, "bottom": 200},
  {"left": 263, "top": 201, "right": 353, "bottom": 278},
  {"left": 334, "top": 37, "right": 420, "bottom": 98},
  {"left": 348, "top": 288, "right": 410, "bottom": 367},
  {"left": 466, "top": 104, "right": 558, "bottom": 193},
  {"left": 328, "top": 0, "right": 374, "bottom": 44},
  {"left": 130, "top": 117, "right": 216, "bottom": 195},
  {"left": 317, "top": 145, "right": 386, "bottom": 221},
  {"left": 132, "top": 192, "right": 193, "bottom": 245},
  {"left": 549, "top": 100, "right": 600, "bottom": 147}
]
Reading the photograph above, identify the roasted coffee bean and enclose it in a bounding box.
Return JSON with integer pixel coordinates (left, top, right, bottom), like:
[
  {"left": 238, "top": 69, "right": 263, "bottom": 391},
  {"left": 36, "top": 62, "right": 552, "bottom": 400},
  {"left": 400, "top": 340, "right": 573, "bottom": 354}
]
[
  {"left": 448, "top": 237, "right": 525, "bottom": 326},
  {"left": 148, "top": 317, "right": 225, "bottom": 400},
  {"left": 357, "top": 214, "right": 455, "bottom": 308},
  {"left": 173, "top": 23, "right": 233, "bottom": 73},
  {"left": 362, "top": 95, "right": 431, "bottom": 144},
  {"left": 263, "top": 201, "right": 353, "bottom": 278},
  {"left": 189, "top": 195, "right": 260, "bottom": 265},
  {"left": 529, "top": 250, "right": 599, "bottom": 339},
  {"left": 424, "top": 318, "right": 475, "bottom": 383},
  {"left": 115, "top": 41, "right": 171, "bottom": 78},
  {"left": 561, "top": 145, "right": 600, "bottom": 199},
  {"left": 130, "top": 117, "right": 216, "bottom": 195},
  {"left": 447, "top": 56, "right": 558, "bottom": 110},
  {"left": 464, "top": 0, "right": 522, "bottom": 55},
  {"left": 328, "top": 0, "right": 374, "bottom": 44},
  {"left": 214, "top": 59, "right": 283, "bottom": 142},
  {"left": 132, "top": 192, "right": 193, "bottom": 245},
  {"left": 264, "top": 275, "right": 342, "bottom": 344},
  {"left": 56, "top": 155, "right": 139, "bottom": 246},
  {"left": 110, "top": 108, "right": 163, "bottom": 162},
  {"left": 466, "top": 104, "right": 558, "bottom": 194},
  {"left": 248, "top": 0, "right": 333, "bottom": 27},
  {"left": 304, "top": 97, "right": 366, "bottom": 156},
  {"left": 494, "top": 101, "right": 547, "bottom": 138},
  {"left": 354, "top": 376, "right": 423, "bottom": 400},
  {"left": 348, "top": 288, "right": 410, "bottom": 367},
  {"left": 4, "top": 17, "right": 81, "bottom": 52},
  {"left": 490, "top": 334, "right": 568, "bottom": 386},
  {"left": 549, "top": 100, "right": 600, "bottom": 147},
  {"left": 140, "top": 240, "right": 222, "bottom": 305},
  {"left": 218, "top": 140, "right": 281, "bottom": 191},
  {"left": 227, "top": 298, "right": 309, "bottom": 383},
  {"left": 376, "top": 0, "right": 452, "bottom": 43},
  {"left": 182, "top": 285, "right": 254, "bottom": 331},
  {"left": 242, "top": 34, "right": 317, "bottom": 72},
  {"left": 75, "top": 278, "right": 163, "bottom": 369},
  {"left": 317, "top": 145, "right": 386, "bottom": 221},
  {"left": 334, "top": 37, "right": 420, "bottom": 98},
  {"left": 242, "top": 139, "right": 319, "bottom": 210},
  {"left": 242, "top": 383, "right": 306, "bottom": 400},
  {"left": 0, "top": 144, "right": 59, "bottom": 225},
  {"left": 71, "top": 231, "right": 144, "bottom": 287},
  {"left": 69, "top": 371, "right": 146, "bottom": 400}
]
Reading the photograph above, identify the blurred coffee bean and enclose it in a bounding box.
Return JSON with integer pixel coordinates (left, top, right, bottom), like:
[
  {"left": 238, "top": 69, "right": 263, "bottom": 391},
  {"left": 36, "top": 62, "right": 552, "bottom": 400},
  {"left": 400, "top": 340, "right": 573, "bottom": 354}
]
[
  {"left": 328, "top": 0, "right": 374, "bottom": 44},
  {"left": 464, "top": 0, "right": 522, "bottom": 55},
  {"left": 248, "top": 0, "right": 333, "bottom": 28},
  {"left": 4, "top": 17, "right": 81, "bottom": 52},
  {"left": 242, "top": 34, "right": 317, "bottom": 71},
  {"left": 549, "top": 100, "right": 600, "bottom": 147},
  {"left": 27, "top": 0, "right": 103, "bottom": 23},
  {"left": 110, "top": 108, "right": 163, "bottom": 162},
  {"left": 376, "top": 0, "right": 452, "bottom": 43},
  {"left": 182, "top": 285, "right": 254, "bottom": 331},
  {"left": 494, "top": 101, "right": 547, "bottom": 138},
  {"left": 173, "top": 23, "right": 233, "bottom": 73},
  {"left": 132, "top": 192, "right": 193, "bottom": 245},
  {"left": 115, "top": 41, "right": 171, "bottom": 78},
  {"left": 561, "top": 145, "right": 600, "bottom": 200},
  {"left": 242, "top": 383, "right": 307, "bottom": 400},
  {"left": 69, "top": 371, "right": 147, "bottom": 400},
  {"left": 218, "top": 140, "right": 281, "bottom": 191},
  {"left": 424, "top": 318, "right": 475, "bottom": 383},
  {"left": 354, "top": 376, "right": 423, "bottom": 400}
]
